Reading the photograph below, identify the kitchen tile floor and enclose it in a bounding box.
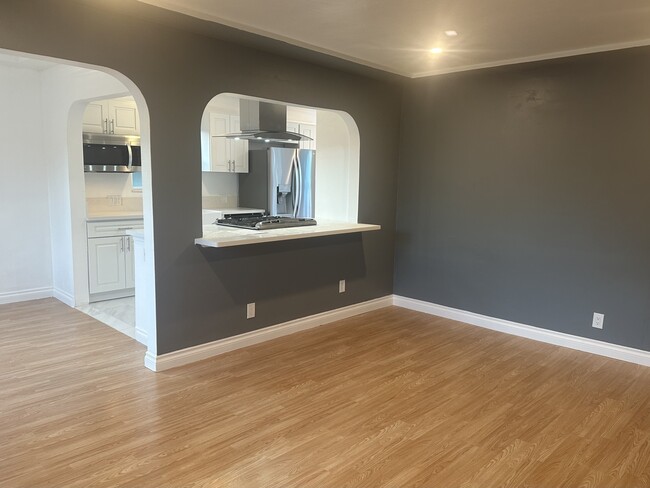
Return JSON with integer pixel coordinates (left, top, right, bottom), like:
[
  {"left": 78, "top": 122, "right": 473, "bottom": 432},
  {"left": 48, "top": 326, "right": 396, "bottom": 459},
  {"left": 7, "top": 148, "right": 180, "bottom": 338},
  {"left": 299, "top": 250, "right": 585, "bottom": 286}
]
[{"left": 77, "top": 297, "right": 135, "bottom": 340}]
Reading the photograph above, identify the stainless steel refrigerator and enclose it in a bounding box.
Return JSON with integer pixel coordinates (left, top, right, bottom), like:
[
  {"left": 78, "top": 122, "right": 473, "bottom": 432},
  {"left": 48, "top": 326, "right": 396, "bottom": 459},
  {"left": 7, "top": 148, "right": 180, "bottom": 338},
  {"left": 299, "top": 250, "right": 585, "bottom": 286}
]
[{"left": 239, "top": 147, "right": 315, "bottom": 218}]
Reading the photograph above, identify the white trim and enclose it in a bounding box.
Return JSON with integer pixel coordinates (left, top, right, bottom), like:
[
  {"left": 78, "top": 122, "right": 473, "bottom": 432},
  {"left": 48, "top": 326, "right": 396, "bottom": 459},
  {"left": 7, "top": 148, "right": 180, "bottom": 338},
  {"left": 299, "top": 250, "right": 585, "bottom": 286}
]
[
  {"left": 135, "top": 327, "right": 148, "bottom": 346},
  {"left": 411, "top": 39, "right": 650, "bottom": 78},
  {"left": 53, "top": 288, "right": 75, "bottom": 307},
  {"left": 145, "top": 296, "right": 393, "bottom": 372},
  {"left": 0, "top": 287, "right": 52, "bottom": 305},
  {"left": 393, "top": 295, "right": 650, "bottom": 367}
]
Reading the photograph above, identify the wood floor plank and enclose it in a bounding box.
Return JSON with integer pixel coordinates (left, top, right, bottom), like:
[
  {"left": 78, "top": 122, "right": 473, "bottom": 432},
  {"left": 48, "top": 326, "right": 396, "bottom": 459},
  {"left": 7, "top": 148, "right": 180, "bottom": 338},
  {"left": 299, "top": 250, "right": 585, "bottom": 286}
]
[{"left": 1, "top": 298, "right": 650, "bottom": 487}]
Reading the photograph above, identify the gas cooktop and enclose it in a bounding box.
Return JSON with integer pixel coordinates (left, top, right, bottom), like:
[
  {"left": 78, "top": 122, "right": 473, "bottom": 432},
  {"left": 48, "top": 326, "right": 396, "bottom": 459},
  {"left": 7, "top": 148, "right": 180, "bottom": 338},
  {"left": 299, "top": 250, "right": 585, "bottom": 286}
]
[{"left": 216, "top": 213, "right": 317, "bottom": 230}]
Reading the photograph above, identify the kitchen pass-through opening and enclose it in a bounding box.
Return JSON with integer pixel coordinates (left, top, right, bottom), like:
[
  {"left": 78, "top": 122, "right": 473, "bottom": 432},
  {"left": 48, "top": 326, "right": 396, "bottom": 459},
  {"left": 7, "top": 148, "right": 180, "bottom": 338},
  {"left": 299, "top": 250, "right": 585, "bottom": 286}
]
[{"left": 200, "top": 93, "right": 360, "bottom": 229}]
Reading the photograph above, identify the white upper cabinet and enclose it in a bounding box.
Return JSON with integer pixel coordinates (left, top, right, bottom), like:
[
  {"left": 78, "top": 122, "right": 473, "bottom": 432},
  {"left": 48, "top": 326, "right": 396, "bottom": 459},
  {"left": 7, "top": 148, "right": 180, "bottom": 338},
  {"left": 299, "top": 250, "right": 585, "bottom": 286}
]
[
  {"left": 109, "top": 99, "right": 139, "bottom": 135},
  {"left": 83, "top": 101, "right": 110, "bottom": 134},
  {"left": 209, "top": 113, "right": 230, "bottom": 172},
  {"left": 206, "top": 112, "right": 248, "bottom": 173},
  {"left": 83, "top": 97, "right": 140, "bottom": 135},
  {"left": 287, "top": 120, "right": 317, "bottom": 150},
  {"left": 298, "top": 123, "right": 316, "bottom": 150},
  {"left": 229, "top": 115, "right": 249, "bottom": 173}
]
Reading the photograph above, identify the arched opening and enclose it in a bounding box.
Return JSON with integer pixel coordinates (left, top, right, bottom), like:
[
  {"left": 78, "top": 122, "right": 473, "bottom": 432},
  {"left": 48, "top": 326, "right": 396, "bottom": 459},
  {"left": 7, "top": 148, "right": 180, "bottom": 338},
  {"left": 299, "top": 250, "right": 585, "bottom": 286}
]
[
  {"left": 0, "top": 48, "right": 157, "bottom": 358},
  {"left": 199, "top": 93, "right": 360, "bottom": 226}
]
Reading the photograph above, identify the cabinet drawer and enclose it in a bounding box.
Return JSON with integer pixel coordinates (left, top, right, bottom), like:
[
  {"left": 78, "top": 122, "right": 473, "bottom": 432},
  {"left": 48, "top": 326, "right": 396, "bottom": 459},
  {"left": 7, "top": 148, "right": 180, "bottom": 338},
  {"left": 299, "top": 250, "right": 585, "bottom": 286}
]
[{"left": 87, "top": 219, "right": 143, "bottom": 238}]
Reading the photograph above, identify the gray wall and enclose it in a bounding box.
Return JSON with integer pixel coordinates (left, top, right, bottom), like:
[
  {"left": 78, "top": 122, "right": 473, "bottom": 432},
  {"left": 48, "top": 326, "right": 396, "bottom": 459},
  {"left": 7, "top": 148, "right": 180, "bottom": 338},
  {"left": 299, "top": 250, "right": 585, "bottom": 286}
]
[
  {"left": 395, "top": 47, "right": 650, "bottom": 351},
  {"left": 0, "top": 0, "right": 402, "bottom": 354},
  {"left": 2, "top": 0, "right": 648, "bottom": 355}
]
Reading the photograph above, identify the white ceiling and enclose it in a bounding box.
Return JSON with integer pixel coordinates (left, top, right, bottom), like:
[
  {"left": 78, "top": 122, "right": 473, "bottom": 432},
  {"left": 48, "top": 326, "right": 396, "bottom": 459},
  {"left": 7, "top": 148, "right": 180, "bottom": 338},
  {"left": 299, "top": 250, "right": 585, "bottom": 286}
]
[{"left": 138, "top": 0, "right": 650, "bottom": 78}]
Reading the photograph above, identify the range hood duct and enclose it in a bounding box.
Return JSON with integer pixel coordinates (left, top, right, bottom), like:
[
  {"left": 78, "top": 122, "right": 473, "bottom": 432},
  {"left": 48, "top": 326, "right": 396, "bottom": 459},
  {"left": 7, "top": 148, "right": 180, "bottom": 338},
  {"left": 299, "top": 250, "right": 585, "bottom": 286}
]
[{"left": 220, "top": 99, "right": 312, "bottom": 143}]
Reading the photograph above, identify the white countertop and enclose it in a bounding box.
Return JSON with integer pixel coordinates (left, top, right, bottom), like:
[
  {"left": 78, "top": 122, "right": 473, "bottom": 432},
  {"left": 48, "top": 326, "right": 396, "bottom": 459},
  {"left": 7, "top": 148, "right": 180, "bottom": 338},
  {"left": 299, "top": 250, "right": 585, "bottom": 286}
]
[
  {"left": 196, "top": 221, "right": 381, "bottom": 248},
  {"left": 86, "top": 212, "right": 144, "bottom": 222}
]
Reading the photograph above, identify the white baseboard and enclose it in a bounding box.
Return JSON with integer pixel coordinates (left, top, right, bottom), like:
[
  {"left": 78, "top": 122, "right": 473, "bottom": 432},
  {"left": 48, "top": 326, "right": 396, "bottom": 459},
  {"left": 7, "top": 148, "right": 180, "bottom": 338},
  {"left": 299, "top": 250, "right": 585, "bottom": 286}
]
[
  {"left": 393, "top": 295, "right": 650, "bottom": 367},
  {"left": 0, "top": 287, "right": 52, "bottom": 305},
  {"left": 53, "top": 288, "right": 75, "bottom": 307},
  {"left": 135, "top": 327, "right": 148, "bottom": 346},
  {"left": 146, "top": 296, "right": 393, "bottom": 372}
]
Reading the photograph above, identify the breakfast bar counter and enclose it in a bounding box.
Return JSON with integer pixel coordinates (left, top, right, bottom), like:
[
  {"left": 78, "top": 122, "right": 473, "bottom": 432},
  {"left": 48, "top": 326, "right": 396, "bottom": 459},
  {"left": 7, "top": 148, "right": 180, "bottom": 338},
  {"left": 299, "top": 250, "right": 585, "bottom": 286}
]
[{"left": 195, "top": 221, "right": 380, "bottom": 248}]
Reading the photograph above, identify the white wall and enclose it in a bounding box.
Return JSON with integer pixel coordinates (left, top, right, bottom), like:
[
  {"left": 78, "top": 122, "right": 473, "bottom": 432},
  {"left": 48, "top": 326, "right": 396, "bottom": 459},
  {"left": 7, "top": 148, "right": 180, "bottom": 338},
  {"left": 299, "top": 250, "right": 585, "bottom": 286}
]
[
  {"left": 40, "top": 65, "right": 131, "bottom": 305},
  {"left": 315, "top": 110, "right": 359, "bottom": 223},
  {"left": 0, "top": 64, "right": 53, "bottom": 303}
]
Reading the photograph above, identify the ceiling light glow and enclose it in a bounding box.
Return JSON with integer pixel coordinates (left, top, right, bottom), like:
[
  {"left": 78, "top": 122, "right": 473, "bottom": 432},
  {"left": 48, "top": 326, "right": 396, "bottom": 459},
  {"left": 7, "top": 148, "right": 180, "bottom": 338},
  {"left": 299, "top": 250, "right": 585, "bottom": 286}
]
[
  {"left": 444, "top": 30, "right": 458, "bottom": 37},
  {"left": 430, "top": 47, "right": 443, "bottom": 54}
]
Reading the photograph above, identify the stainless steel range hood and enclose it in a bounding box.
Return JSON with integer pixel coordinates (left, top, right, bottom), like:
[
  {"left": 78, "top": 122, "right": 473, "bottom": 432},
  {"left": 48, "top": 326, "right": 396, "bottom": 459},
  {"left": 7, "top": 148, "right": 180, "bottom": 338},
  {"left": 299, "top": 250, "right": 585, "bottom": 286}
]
[{"left": 220, "top": 99, "right": 312, "bottom": 143}]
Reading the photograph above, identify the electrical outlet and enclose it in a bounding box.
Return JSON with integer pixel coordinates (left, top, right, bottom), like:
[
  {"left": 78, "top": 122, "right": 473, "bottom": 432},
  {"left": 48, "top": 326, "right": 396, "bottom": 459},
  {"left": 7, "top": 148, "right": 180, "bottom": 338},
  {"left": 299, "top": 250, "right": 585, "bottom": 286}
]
[
  {"left": 592, "top": 312, "right": 604, "bottom": 329},
  {"left": 108, "top": 195, "right": 123, "bottom": 206},
  {"left": 246, "top": 302, "right": 255, "bottom": 319},
  {"left": 339, "top": 279, "right": 346, "bottom": 293}
]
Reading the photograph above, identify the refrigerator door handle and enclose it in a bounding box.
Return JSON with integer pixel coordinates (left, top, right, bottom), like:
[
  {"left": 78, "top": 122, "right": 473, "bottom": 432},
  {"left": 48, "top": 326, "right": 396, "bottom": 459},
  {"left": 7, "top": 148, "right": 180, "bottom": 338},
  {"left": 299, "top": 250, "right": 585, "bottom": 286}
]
[
  {"left": 290, "top": 151, "right": 297, "bottom": 216},
  {"left": 296, "top": 150, "right": 303, "bottom": 217},
  {"left": 291, "top": 155, "right": 298, "bottom": 213}
]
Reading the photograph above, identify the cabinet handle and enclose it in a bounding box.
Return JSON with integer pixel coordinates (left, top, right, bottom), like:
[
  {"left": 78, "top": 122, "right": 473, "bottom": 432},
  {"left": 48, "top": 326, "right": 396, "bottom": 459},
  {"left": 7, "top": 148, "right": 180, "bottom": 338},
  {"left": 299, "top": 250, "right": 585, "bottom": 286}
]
[
  {"left": 127, "top": 237, "right": 131, "bottom": 252},
  {"left": 117, "top": 227, "right": 133, "bottom": 231},
  {"left": 120, "top": 237, "right": 124, "bottom": 252},
  {"left": 103, "top": 118, "right": 109, "bottom": 133},
  {"left": 110, "top": 119, "right": 115, "bottom": 134}
]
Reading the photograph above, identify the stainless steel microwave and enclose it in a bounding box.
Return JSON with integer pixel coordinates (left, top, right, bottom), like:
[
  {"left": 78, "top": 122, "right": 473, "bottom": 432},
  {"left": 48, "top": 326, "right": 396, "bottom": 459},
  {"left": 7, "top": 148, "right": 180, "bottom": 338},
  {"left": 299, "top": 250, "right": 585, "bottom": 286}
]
[{"left": 83, "top": 133, "right": 141, "bottom": 173}]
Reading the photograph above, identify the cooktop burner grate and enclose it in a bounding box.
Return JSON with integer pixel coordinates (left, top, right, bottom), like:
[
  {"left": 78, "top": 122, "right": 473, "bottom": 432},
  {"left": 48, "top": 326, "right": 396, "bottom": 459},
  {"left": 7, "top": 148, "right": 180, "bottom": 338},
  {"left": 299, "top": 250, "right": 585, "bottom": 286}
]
[{"left": 216, "top": 213, "right": 317, "bottom": 230}]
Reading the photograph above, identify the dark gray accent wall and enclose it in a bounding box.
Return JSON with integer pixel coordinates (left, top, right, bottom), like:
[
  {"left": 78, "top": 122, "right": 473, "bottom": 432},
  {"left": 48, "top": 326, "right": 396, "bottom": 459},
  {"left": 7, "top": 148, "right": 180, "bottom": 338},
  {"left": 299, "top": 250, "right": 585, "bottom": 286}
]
[
  {"left": 0, "top": 0, "right": 402, "bottom": 354},
  {"left": 395, "top": 47, "right": 650, "bottom": 351}
]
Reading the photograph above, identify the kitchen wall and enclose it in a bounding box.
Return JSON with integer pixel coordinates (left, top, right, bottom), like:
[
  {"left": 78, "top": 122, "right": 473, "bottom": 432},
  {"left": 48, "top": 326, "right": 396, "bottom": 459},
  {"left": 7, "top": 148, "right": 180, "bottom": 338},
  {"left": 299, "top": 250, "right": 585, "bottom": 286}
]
[
  {"left": 0, "top": 62, "right": 52, "bottom": 304},
  {"left": 84, "top": 173, "right": 143, "bottom": 216},
  {"left": 315, "top": 110, "right": 359, "bottom": 223},
  {"left": 84, "top": 173, "right": 140, "bottom": 199},
  {"left": 0, "top": 0, "right": 402, "bottom": 355},
  {"left": 395, "top": 46, "right": 650, "bottom": 351}
]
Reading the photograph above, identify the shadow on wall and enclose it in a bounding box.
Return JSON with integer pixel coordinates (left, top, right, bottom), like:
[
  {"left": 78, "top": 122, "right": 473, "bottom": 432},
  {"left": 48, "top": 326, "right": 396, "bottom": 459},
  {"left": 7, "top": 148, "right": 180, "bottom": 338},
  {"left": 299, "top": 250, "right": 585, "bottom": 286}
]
[{"left": 197, "top": 234, "right": 367, "bottom": 303}]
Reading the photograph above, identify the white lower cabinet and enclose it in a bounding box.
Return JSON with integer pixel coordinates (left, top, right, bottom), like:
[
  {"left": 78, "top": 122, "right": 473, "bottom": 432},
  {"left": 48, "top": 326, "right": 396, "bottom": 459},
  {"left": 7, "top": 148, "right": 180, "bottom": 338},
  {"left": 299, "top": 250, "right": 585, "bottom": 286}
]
[
  {"left": 88, "top": 236, "right": 125, "bottom": 294},
  {"left": 124, "top": 236, "right": 135, "bottom": 289},
  {"left": 87, "top": 219, "right": 142, "bottom": 301}
]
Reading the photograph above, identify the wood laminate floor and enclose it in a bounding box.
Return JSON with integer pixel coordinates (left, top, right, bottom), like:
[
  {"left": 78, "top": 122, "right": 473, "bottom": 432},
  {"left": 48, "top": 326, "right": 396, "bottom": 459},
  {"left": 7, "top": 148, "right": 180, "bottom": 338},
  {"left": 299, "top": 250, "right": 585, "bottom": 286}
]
[{"left": 1, "top": 298, "right": 649, "bottom": 487}]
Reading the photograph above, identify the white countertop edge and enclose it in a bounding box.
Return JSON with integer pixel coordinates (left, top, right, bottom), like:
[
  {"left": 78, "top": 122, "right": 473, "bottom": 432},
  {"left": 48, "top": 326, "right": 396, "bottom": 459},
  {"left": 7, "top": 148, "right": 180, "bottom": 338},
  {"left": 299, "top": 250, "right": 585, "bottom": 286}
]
[
  {"left": 126, "top": 229, "right": 145, "bottom": 240},
  {"left": 195, "top": 222, "right": 381, "bottom": 248}
]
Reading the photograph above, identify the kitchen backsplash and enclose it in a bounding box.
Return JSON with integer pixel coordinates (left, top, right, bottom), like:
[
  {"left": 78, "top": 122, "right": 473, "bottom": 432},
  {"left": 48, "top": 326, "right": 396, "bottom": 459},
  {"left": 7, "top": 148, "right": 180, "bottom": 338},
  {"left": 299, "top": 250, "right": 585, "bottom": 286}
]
[
  {"left": 86, "top": 196, "right": 143, "bottom": 215},
  {"left": 202, "top": 195, "right": 238, "bottom": 209}
]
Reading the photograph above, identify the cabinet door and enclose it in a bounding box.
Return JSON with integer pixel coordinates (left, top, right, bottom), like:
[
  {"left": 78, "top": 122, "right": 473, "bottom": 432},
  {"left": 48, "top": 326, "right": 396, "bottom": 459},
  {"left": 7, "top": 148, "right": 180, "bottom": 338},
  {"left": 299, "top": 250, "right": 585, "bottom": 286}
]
[
  {"left": 83, "top": 101, "right": 109, "bottom": 133},
  {"left": 209, "top": 113, "right": 231, "bottom": 172},
  {"left": 230, "top": 116, "right": 249, "bottom": 173},
  {"left": 299, "top": 123, "right": 316, "bottom": 150},
  {"left": 124, "top": 236, "right": 135, "bottom": 289},
  {"left": 109, "top": 100, "right": 139, "bottom": 135},
  {"left": 88, "top": 236, "right": 126, "bottom": 294}
]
